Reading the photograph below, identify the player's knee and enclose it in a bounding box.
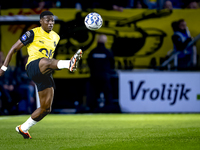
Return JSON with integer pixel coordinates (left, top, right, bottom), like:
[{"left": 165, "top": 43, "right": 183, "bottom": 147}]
[{"left": 46, "top": 60, "right": 52, "bottom": 68}]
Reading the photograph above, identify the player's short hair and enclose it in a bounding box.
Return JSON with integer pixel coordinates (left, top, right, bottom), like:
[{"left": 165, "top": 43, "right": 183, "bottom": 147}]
[{"left": 40, "top": 11, "right": 54, "bottom": 19}]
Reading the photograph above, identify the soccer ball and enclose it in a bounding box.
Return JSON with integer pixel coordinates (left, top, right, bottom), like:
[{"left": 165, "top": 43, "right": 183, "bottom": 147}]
[{"left": 84, "top": 12, "right": 103, "bottom": 30}]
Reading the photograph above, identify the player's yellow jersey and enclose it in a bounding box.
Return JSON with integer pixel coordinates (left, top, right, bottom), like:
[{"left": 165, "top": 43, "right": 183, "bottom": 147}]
[{"left": 20, "top": 27, "right": 60, "bottom": 67}]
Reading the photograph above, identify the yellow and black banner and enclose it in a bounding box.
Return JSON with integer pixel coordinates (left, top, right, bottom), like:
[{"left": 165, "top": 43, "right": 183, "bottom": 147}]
[{"left": 1, "top": 8, "right": 200, "bottom": 78}]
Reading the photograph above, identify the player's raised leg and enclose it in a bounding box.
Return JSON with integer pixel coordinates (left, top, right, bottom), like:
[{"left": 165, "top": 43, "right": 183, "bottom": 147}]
[{"left": 39, "top": 49, "right": 83, "bottom": 74}]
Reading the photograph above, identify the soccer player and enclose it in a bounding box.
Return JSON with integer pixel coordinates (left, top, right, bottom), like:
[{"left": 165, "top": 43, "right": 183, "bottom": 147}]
[{"left": 0, "top": 11, "right": 82, "bottom": 139}]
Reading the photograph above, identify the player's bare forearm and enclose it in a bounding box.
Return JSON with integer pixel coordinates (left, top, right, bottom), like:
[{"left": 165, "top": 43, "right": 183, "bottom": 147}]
[
  {"left": 0, "top": 40, "right": 24, "bottom": 76},
  {"left": 3, "top": 40, "right": 24, "bottom": 66}
]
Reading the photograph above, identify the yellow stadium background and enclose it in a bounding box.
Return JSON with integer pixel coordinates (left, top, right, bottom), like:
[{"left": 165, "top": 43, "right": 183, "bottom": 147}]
[{"left": 1, "top": 8, "right": 200, "bottom": 78}]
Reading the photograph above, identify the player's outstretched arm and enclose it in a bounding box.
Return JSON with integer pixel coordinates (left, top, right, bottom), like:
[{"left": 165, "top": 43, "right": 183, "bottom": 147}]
[{"left": 0, "top": 39, "right": 24, "bottom": 76}]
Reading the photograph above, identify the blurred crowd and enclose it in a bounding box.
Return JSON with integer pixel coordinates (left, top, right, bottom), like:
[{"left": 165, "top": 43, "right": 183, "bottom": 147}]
[
  {"left": 0, "top": 0, "right": 200, "bottom": 10},
  {"left": 0, "top": 52, "right": 36, "bottom": 115}
]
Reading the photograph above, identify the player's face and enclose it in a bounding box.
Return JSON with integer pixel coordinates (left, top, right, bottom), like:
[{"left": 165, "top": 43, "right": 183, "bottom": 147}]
[{"left": 40, "top": 15, "right": 55, "bottom": 33}]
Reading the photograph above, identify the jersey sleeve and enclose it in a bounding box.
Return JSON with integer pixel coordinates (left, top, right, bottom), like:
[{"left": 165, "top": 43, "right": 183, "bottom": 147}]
[{"left": 20, "top": 30, "right": 34, "bottom": 46}]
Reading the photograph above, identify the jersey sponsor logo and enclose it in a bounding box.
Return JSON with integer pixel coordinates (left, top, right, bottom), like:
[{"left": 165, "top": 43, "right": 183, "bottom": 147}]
[
  {"left": 54, "top": 41, "right": 56, "bottom": 47},
  {"left": 39, "top": 40, "right": 44, "bottom": 44},
  {"left": 21, "top": 34, "right": 27, "bottom": 41},
  {"left": 39, "top": 48, "right": 54, "bottom": 58}
]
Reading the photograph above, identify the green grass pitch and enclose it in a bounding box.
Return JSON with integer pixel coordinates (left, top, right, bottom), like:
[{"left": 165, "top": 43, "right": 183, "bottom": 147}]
[{"left": 0, "top": 114, "right": 200, "bottom": 150}]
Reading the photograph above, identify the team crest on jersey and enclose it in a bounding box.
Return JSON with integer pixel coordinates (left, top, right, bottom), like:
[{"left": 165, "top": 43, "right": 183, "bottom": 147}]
[{"left": 54, "top": 41, "right": 57, "bottom": 47}]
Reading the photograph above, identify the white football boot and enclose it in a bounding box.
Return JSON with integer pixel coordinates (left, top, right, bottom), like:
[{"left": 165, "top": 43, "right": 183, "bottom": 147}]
[{"left": 69, "top": 49, "right": 83, "bottom": 72}]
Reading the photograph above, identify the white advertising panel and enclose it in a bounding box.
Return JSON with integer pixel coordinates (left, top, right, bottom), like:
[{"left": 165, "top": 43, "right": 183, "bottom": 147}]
[{"left": 119, "top": 71, "right": 200, "bottom": 113}]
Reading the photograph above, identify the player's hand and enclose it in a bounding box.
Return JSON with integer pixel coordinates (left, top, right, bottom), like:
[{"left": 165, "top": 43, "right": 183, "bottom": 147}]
[{"left": 0, "top": 69, "right": 5, "bottom": 76}]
